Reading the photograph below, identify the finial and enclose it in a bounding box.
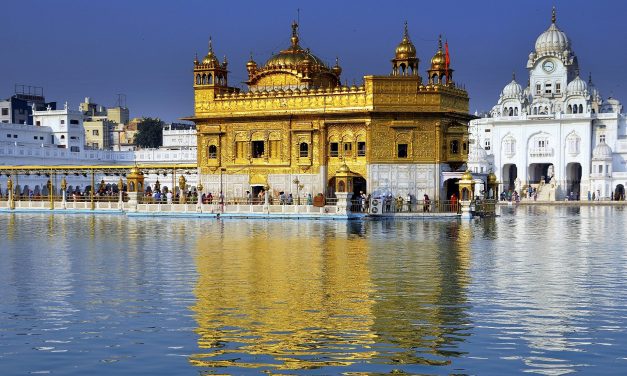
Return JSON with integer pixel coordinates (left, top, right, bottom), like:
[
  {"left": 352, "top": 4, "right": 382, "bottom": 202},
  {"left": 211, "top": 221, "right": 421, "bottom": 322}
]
[
  {"left": 404, "top": 21, "right": 408, "bottom": 38},
  {"left": 438, "top": 34, "right": 442, "bottom": 50},
  {"left": 552, "top": 6, "right": 556, "bottom": 24},
  {"left": 291, "top": 20, "right": 299, "bottom": 46},
  {"left": 576, "top": 68, "right": 580, "bottom": 77},
  {"left": 588, "top": 72, "right": 592, "bottom": 84},
  {"left": 208, "top": 36, "right": 213, "bottom": 53},
  {"left": 249, "top": 51, "right": 254, "bottom": 61},
  {"left": 512, "top": 71, "right": 516, "bottom": 81},
  {"left": 335, "top": 56, "right": 339, "bottom": 66}
]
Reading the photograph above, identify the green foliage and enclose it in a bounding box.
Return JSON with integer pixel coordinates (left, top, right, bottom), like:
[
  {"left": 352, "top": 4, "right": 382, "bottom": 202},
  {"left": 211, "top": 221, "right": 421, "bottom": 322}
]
[{"left": 134, "top": 117, "right": 163, "bottom": 148}]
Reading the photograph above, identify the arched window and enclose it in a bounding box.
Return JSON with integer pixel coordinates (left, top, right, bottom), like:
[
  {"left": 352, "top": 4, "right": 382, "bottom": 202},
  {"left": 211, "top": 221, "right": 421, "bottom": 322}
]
[
  {"left": 201, "top": 74, "right": 207, "bottom": 85},
  {"left": 573, "top": 104, "right": 578, "bottom": 114},
  {"left": 208, "top": 145, "right": 217, "bottom": 159},
  {"left": 533, "top": 107, "right": 538, "bottom": 115},
  {"left": 568, "top": 104, "right": 572, "bottom": 114},
  {"left": 509, "top": 107, "right": 513, "bottom": 116},
  {"left": 208, "top": 73, "right": 213, "bottom": 84},
  {"left": 450, "top": 140, "right": 459, "bottom": 154},
  {"left": 579, "top": 104, "right": 584, "bottom": 113},
  {"left": 514, "top": 107, "right": 518, "bottom": 116},
  {"left": 299, "top": 142, "right": 309, "bottom": 158},
  {"left": 196, "top": 74, "right": 201, "bottom": 85}
]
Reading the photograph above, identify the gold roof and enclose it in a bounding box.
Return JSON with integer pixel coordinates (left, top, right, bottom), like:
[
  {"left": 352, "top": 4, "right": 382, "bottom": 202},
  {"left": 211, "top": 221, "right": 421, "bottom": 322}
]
[
  {"left": 430, "top": 36, "right": 446, "bottom": 70},
  {"left": 487, "top": 171, "right": 497, "bottom": 183},
  {"left": 461, "top": 170, "right": 473, "bottom": 181},
  {"left": 201, "top": 37, "right": 220, "bottom": 67},
  {"left": 263, "top": 22, "right": 327, "bottom": 69},
  {"left": 394, "top": 22, "right": 416, "bottom": 59}
]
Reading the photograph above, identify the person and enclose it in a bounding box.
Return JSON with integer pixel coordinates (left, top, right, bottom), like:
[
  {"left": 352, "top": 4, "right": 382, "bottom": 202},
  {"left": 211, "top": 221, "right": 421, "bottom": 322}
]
[
  {"left": 246, "top": 190, "right": 252, "bottom": 204},
  {"left": 396, "top": 196, "right": 404, "bottom": 212},
  {"left": 258, "top": 190, "right": 264, "bottom": 204},
  {"left": 406, "top": 193, "right": 412, "bottom": 212},
  {"left": 450, "top": 193, "right": 457, "bottom": 212},
  {"left": 166, "top": 191, "right": 173, "bottom": 204},
  {"left": 366, "top": 193, "right": 371, "bottom": 212},
  {"left": 219, "top": 191, "right": 225, "bottom": 205},
  {"left": 279, "top": 191, "right": 286, "bottom": 205},
  {"left": 423, "top": 194, "right": 430, "bottom": 212},
  {"left": 360, "top": 191, "right": 367, "bottom": 212},
  {"left": 306, "top": 193, "right": 313, "bottom": 205},
  {"left": 207, "top": 192, "right": 213, "bottom": 204},
  {"left": 287, "top": 193, "right": 293, "bottom": 205}
]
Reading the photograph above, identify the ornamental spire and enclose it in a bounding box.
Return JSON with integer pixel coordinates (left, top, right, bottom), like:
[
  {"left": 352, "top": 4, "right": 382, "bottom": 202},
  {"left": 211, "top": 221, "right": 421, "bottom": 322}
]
[
  {"left": 404, "top": 21, "right": 409, "bottom": 39},
  {"left": 438, "top": 34, "right": 442, "bottom": 50},
  {"left": 512, "top": 71, "right": 516, "bottom": 81},
  {"left": 291, "top": 20, "right": 299, "bottom": 47},
  {"left": 208, "top": 36, "right": 213, "bottom": 53},
  {"left": 552, "top": 6, "right": 556, "bottom": 24}
]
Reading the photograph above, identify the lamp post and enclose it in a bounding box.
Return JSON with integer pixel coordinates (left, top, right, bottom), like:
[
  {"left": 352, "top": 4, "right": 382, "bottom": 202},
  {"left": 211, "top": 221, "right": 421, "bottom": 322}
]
[
  {"left": 197, "top": 182, "right": 203, "bottom": 212},
  {"left": 219, "top": 167, "right": 226, "bottom": 212},
  {"left": 61, "top": 176, "right": 67, "bottom": 209}
]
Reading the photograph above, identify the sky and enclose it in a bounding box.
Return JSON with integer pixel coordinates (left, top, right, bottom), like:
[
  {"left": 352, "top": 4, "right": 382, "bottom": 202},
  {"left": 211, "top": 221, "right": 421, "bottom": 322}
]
[{"left": 3, "top": 0, "right": 626, "bottom": 123}]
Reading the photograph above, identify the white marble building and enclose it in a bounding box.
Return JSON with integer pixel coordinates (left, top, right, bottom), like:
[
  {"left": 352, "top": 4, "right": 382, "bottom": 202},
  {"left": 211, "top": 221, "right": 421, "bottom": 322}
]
[{"left": 469, "top": 8, "right": 627, "bottom": 200}]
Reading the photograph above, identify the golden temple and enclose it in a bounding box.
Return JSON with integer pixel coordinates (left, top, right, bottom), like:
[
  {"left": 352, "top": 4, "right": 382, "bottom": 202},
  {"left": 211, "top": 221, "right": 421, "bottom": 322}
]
[{"left": 188, "top": 22, "right": 472, "bottom": 200}]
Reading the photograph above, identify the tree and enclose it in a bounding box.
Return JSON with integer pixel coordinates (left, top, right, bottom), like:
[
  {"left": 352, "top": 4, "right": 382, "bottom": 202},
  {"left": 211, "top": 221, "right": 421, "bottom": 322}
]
[{"left": 134, "top": 117, "right": 164, "bottom": 148}]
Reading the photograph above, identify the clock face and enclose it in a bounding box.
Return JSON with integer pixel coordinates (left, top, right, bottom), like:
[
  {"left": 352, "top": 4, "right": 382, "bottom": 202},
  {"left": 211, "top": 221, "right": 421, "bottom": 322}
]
[{"left": 542, "top": 60, "right": 555, "bottom": 73}]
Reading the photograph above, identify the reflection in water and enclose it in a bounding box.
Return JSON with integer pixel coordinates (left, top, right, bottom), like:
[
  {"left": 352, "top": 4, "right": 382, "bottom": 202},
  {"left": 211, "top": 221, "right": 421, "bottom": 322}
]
[
  {"left": 1, "top": 208, "right": 627, "bottom": 375},
  {"left": 190, "top": 220, "right": 472, "bottom": 372}
]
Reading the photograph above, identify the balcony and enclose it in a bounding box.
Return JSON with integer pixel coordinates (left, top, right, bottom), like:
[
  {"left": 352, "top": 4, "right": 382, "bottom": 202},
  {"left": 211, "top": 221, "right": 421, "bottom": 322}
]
[{"left": 529, "top": 147, "right": 554, "bottom": 157}]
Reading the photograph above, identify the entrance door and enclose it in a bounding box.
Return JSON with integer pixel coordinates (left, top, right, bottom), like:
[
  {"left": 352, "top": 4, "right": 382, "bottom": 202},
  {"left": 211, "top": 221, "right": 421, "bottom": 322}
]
[
  {"left": 615, "top": 184, "right": 625, "bottom": 201},
  {"left": 566, "top": 162, "right": 582, "bottom": 200},
  {"left": 251, "top": 185, "right": 264, "bottom": 204},
  {"left": 528, "top": 163, "right": 553, "bottom": 184},
  {"left": 502, "top": 164, "right": 517, "bottom": 191}
]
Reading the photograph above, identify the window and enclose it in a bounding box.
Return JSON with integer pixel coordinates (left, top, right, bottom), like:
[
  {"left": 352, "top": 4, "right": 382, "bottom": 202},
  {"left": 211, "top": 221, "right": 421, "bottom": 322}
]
[
  {"left": 235, "top": 141, "right": 245, "bottom": 159},
  {"left": 343, "top": 142, "right": 352, "bottom": 157},
  {"left": 6, "top": 134, "right": 11, "bottom": 138},
  {"left": 538, "top": 140, "right": 545, "bottom": 148},
  {"left": 61, "top": 135, "right": 65, "bottom": 139},
  {"left": 485, "top": 140, "right": 491, "bottom": 150},
  {"left": 13, "top": 135, "right": 17, "bottom": 138},
  {"left": 70, "top": 136, "right": 77, "bottom": 140},
  {"left": 536, "top": 83, "right": 541, "bottom": 95},
  {"left": 600, "top": 165, "right": 603, "bottom": 173},
  {"left": 330, "top": 142, "right": 339, "bottom": 157},
  {"left": 545, "top": 83, "right": 552, "bottom": 94},
  {"left": 600, "top": 134, "right": 606, "bottom": 143},
  {"left": 556, "top": 83, "right": 561, "bottom": 94},
  {"left": 60, "top": 120, "right": 65, "bottom": 124},
  {"left": 34, "top": 136, "right": 38, "bottom": 140},
  {"left": 70, "top": 119, "right": 79, "bottom": 125},
  {"left": 208, "top": 145, "right": 217, "bottom": 158},
  {"left": 269, "top": 140, "right": 280, "bottom": 159},
  {"left": 93, "top": 143, "right": 99, "bottom": 149},
  {"left": 463, "top": 142, "right": 467, "bottom": 151},
  {"left": 36, "top": 121, "right": 41, "bottom": 126},
  {"left": 1, "top": 108, "right": 8, "bottom": 116},
  {"left": 70, "top": 146, "right": 80, "bottom": 152},
  {"left": 397, "top": 144, "right": 408, "bottom": 158},
  {"left": 450, "top": 140, "right": 459, "bottom": 154},
  {"left": 252, "top": 140, "right": 264, "bottom": 158},
  {"left": 299, "top": 142, "right": 309, "bottom": 158},
  {"left": 92, "top": 130, "right": 99, "bottom": 136},
  {"left": 357, "top": 142, "right": 366, "bottom": 156}
]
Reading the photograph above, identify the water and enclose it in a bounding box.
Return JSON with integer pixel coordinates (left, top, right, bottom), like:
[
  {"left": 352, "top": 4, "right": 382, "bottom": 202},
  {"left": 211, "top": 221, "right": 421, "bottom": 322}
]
[{"left": 0, "top": 206, "right": 626, "bottom": 375}]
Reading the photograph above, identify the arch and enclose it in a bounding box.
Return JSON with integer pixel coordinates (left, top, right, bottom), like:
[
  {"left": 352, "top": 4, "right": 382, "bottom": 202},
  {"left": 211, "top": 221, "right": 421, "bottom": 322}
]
[
  {"left": 208, "top": 73, "right": 213, "bottom": 84},
  {"left": 579, "top": 104, "right": 583, "bottom": 113},
  {"left": 208, "top": 145, "right": 217, "bottom": 159},
  {"left": 450, "top": 140, "right": 459, "bottom": 154},
  {"left": 567, "top": 104, "right": 572, "bottom": 114},
  {"left": 196, "top": 74, "right": 201, "bottom": 85},
  {"left": 533, "top": 107, "right": 538, "bottom": 115},
  {"left": 299, "top": 142, "right": 309, "bottom": 158},
  {"left": 514, "top": 107, "right": 518, "bottom": 116},
  {"left": 573, "top": 104, "right": 578, "bottom": 114},
  {"left": 202, "top": 74, "right": 207, "bottom": 85},
  {"left": 615, "top": 184, "right": 625, "bottom": 201}
]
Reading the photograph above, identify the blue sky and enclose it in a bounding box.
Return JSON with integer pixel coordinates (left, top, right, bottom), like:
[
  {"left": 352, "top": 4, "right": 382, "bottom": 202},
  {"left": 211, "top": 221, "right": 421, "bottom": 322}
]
[{"left": 3, "top": 0, "right": 626, "bottom": 122}]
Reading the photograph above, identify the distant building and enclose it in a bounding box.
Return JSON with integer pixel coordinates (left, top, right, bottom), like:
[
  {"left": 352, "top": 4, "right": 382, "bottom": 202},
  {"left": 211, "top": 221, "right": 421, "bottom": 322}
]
[
  {"left": 33, "top": 103, "right": 84, "bottom": 152},
  {"left": 0, "top": 86, "right": 56, "bottom": 125},
  {"left": 162, "top": 123, "right": 196, "bottom": 149},
  {"left": 79, "top": 97, "right": 130, "bottom": 150}
]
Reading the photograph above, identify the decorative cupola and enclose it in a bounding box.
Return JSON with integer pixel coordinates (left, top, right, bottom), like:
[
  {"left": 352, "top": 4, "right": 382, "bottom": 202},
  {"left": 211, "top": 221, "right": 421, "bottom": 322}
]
[
  {"left": 391, "top": 22, "right": 420, "bottom": 78},
  {"left": 246, "top": 52, "right": 257, "bottom": 78},
  {"left": 194, "top": 37, "right": 230, "bottom": 88},
  {"left": 427, "top": 35, "right": 453, "bottom": 85},
  {"left": 332, "top": 57, "right": 342, "bottom": 77}
]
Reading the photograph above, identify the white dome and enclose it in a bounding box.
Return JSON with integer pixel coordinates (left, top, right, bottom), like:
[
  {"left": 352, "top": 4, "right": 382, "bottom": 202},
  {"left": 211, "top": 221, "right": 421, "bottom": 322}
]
[
  {"left": 535, "top": 23, "right": 569, "bottom": 56},
  {"left": 469, "top": 144, "right": 488, "bottom": 162},
  {"left": 501, "top": 79, "right": 522, "bottom": 98},
  {"left": 592, "top": 141, "right": 613, "bottom": 160},
  {"left": 567, "top": 75, "right": 587, "bottom": 94}
]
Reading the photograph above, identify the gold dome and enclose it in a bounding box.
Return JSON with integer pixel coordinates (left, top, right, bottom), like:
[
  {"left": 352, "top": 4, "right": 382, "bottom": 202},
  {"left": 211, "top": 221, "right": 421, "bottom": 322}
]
[
  {"left": 487, "top": 171, "right": 497, "bottom": 184},
  {"left": 430, "top": 36, "right": 446, "bottom": 69},
  {"left": 461, "top": 170, "right": 473, "bottom": 181},
  {"left": 264, "top": 22, "right": 327, "bottom": 69},
  {"left": 202, "top": 37, "right": 220, "bottom": 66},
  {"left": 337, "top": 163, "right": 351, "bottom": 173},
  {"left": 395, "top": 22, "right": 416, "bottom": 59}
]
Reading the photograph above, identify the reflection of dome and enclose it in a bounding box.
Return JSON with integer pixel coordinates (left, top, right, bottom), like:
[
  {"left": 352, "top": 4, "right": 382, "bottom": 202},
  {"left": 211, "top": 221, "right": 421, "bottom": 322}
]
[
  {"left": 567, "top": 74, "right": 587, "bottom": 94},
  {"left": 502, "top": 77, "right": 522, "bottom": 98},
  {"left": 592, "top": 141, "right": 612, "bottom": 160},
  {"left": 535, "top": 9, "right": 569, "bottom": 56}
]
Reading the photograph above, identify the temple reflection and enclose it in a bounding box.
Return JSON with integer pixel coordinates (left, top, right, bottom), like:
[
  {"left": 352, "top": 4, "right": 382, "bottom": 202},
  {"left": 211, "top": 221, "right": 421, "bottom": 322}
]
[{"left": 189, "top": 220, "right": 471, "bottom": 371}]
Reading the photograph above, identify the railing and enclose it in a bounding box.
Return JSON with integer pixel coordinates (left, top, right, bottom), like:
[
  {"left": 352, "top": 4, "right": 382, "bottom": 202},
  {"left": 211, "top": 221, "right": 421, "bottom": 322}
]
[{"left": 378, "top": 199, "right": 460, "bottom": 214}]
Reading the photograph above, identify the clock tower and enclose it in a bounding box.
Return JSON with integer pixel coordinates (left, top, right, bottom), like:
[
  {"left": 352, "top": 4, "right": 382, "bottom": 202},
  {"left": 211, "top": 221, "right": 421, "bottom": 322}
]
[{"left": 527, "top": 7, "right": 578, "bottom": 104}]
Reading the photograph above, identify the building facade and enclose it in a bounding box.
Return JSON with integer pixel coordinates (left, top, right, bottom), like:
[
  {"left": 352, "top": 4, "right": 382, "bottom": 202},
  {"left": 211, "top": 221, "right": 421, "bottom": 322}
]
[
  {"left": 468, "top": 8, "right": 627, "bottom": 200},
  {"left": 190, "top": 23, "right": 472, "bottom": 200}
]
